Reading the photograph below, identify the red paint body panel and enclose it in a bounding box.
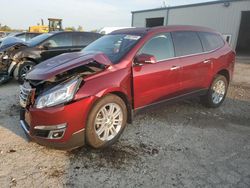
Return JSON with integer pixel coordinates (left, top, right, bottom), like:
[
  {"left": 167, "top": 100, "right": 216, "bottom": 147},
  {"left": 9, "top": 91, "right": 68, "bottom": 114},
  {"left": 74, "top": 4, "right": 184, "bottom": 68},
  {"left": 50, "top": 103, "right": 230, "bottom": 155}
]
[
  {"left": 75, "top": 66, "right": 133, "bottom": 102},
  {"left": 133, "top": 58, "right": 182, "bottom": 108},
  {"left": 27, "top": 96, "right": 95, "bottom": 143},
  {"left": 22, "top": 26, "right": 235, "bottom": 149}
]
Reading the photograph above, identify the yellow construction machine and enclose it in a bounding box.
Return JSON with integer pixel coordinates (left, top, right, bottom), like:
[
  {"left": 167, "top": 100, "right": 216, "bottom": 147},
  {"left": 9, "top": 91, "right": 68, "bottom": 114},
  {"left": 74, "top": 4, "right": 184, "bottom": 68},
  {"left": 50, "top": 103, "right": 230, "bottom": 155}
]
[{"left": 29, "top": 18, "right": 63, "bottom": 33}]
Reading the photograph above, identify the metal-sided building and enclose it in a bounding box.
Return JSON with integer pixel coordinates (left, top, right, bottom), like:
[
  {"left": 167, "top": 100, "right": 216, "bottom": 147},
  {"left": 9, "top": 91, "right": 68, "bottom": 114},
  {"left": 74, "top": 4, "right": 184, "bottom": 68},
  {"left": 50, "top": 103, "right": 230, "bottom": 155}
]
[{"left": 131, "top": 0, "right": 250, "bottom": 55}]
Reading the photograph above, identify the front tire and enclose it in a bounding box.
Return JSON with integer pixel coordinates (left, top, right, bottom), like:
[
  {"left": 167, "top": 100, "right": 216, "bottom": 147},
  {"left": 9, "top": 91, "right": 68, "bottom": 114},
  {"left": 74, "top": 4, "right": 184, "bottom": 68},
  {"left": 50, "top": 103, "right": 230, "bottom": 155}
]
[
  {"left": 201, "top": 74, "right": 228, "bottom": 108},
  {"left": 14, "top": 61, "right": 36, "bottom": 84},
  {"left": 86, "top": 94, "right": 127, "bottom": 149}
]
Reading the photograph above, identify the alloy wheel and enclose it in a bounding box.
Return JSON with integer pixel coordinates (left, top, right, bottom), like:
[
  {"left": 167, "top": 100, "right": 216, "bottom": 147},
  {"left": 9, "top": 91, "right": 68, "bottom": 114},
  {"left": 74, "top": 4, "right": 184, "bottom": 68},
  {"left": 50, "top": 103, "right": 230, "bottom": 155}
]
[
  {"left": 20, "top": 64, "right": 33, "bottom": 79},
  {"left": 94, "top": 103, "right": 123, "bottom": 141},
  {"left": 212, "top": 79, "right": 226, "bottom": 104}
]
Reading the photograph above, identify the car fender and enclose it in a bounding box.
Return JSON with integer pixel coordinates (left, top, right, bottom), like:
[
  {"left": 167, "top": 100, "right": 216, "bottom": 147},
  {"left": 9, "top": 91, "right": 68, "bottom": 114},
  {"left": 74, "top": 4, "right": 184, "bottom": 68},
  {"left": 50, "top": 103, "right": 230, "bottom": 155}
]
[
  {"left": 74, "top": 68, "right": 133, "bottom": 122},
  {"left": 12, "top": 49, "right": 40, "bottom": 63},
  {"left": 76, "top": 86, "right": 130, "bottom": 106},
  {"left": 7, "top": 60, "right": 18, "bottom": 75}
]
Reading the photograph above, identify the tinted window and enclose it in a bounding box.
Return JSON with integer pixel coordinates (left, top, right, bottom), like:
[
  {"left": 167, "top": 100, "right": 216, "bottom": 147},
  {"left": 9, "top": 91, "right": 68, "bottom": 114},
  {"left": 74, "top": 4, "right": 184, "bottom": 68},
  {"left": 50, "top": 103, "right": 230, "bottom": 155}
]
[
  {"left": 45, "top": 33, "right": 73, "bottom": 47},
  {"left": 146, "top": 17, "right": 164, "bottom": 27},
  {"left": 138, "top": 33, "right": 174, "bottom": 61},
  {"left": 73, "top": 33, "right": 101, "bottom": 46},
  {"left": 172, "top": 31, "right": 203, "bottom": 56},
  {"left": 198, "top": 32, "right": 224, "bottom": 51}
]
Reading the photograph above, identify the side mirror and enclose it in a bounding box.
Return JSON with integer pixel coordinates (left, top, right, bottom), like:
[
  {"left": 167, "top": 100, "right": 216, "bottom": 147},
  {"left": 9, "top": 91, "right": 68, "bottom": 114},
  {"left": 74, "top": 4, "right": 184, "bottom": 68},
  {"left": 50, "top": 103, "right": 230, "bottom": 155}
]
[
  {"left": 40, "top": 42, "right": 51, "bottom": 50},
  {"left": 134, "top": 54, "right": 157, "bottom": 66}
]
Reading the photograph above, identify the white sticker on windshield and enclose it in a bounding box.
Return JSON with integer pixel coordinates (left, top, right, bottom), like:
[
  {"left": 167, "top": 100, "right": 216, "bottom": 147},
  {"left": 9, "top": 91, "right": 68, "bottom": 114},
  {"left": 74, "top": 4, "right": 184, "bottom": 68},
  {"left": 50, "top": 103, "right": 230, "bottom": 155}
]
[{"left": 124, "top": 35, "right": 141, "bottom": 40}]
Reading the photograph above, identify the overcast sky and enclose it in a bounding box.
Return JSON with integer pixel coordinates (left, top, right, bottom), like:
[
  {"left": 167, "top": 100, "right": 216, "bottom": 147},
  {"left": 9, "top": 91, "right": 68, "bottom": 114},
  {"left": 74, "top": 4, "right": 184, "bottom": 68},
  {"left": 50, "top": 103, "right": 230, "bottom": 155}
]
[{"left": 0, "top": 0, "right": 214, "bottom": 31}]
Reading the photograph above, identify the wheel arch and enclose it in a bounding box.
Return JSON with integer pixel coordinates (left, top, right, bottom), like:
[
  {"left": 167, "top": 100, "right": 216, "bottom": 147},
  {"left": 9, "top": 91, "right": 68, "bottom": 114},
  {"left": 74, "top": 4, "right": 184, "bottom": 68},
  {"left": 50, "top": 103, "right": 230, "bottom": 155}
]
[
  {"left": 13, "top": 58, "right": 37, "bottom": 82},
  {"left": 110, "top": 91, "right": 133, "bottom": 124},
  {"left": 92, "top": 88, "right": 133, "bottom": 124},
  {"left": 14, "top": 57, "right": 37, "bottom": 74},
  {"left": 19, "top": 57, "right": 38, "bottom": 64},
  {"left": 216, "top": 69, "right": 230, "bottom": 83}
]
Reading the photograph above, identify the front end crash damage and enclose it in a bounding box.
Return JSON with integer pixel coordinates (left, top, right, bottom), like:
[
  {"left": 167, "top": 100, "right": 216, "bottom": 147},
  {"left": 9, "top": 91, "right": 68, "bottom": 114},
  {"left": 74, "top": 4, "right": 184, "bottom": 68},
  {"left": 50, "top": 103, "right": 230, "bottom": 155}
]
[
  {"left": 0, "top": 43, "right": 28, "bottom": 84},
  {"left": 23, "top": 52, "right": 112, "bottom": 101},
  {"left": 19, "top": 52, "right": 112, "bottom": 149}
]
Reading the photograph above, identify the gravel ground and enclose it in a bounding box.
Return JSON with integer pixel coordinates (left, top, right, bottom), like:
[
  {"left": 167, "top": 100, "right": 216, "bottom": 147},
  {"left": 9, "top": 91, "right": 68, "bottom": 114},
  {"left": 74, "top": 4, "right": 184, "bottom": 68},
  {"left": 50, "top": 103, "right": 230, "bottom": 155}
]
[{"left": 0, "top": 62, "right": 249, "bottom": 188}]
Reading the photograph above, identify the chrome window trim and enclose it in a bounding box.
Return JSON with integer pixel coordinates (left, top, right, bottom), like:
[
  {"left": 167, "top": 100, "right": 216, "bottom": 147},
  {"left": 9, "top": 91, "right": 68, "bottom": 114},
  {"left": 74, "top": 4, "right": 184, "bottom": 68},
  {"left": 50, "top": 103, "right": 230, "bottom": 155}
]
[
  {"left": 133, "top": 30, "right": 225, "bottom": 66},
  {"left": 156, "top": 45, "right": 222, "bottom": 63}
]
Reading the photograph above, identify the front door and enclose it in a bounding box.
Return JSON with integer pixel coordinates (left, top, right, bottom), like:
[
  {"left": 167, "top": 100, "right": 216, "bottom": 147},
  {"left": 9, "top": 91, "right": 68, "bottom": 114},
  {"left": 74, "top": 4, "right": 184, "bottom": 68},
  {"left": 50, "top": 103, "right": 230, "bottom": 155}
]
[{"left": 132, "top": 33, "right": 182, "bottom": 109}]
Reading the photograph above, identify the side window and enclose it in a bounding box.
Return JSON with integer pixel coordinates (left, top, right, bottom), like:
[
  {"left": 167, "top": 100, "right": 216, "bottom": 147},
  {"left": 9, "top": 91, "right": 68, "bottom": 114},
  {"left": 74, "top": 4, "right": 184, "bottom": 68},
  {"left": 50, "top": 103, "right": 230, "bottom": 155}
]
[
  {"left": 73, "top": 33, "right": 97, "bottom": 47},
  {"left": 198, "top": 32, "right": 224, "bottom": 51},
  {"left": 45, "top": 33, "right": 73, "bottom": 48},
  {"left": 138, "top": 33, "right": 175, "bottom": 61},
  {"left": 172, "top": 31, "right": 203, "bottom": 56}
]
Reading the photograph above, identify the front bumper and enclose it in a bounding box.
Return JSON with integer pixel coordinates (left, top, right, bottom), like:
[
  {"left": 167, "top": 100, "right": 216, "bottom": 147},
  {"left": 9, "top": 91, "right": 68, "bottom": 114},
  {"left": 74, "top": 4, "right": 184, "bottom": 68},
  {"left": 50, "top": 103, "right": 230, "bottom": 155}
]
[
  {"left": 20, "top": 96, "right": 95, "bottom": 150},
  {"left": 20, "top": 120, "right": 85, "bottom": 150}
]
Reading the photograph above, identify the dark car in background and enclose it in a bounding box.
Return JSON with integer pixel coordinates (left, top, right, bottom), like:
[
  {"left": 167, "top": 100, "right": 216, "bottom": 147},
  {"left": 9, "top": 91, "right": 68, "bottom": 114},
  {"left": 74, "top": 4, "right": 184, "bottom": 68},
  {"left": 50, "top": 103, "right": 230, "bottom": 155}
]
[{"left": 0, "top": 31, "right": 102, "bottom": 84}]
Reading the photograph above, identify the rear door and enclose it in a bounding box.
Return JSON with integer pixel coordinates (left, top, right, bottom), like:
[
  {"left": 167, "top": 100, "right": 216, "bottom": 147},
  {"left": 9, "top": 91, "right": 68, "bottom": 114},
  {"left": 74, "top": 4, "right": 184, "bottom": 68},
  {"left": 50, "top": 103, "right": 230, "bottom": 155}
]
[
  {"left": 171, "top": 31, "right": 210, "bottom": 93},
  {"left": 40, "top": 33, "right": 73, "bottom": 61},
  {"left": 133, "top": 33, "right": 182, "bottom": 109}
]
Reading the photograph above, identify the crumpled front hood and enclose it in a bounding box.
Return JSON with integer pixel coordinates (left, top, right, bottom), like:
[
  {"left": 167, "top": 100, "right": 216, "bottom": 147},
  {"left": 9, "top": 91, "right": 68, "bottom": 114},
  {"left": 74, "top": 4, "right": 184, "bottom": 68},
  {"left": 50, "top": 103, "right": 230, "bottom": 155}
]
[
  {"left": 26, "top": 51, "right": 112, "bottom": 80},
  {"left": 0, "top": 41, "right": 28, "bottom": 52},
  {"left": 0, "top": 37, "right": 28, "bottom": 51}
]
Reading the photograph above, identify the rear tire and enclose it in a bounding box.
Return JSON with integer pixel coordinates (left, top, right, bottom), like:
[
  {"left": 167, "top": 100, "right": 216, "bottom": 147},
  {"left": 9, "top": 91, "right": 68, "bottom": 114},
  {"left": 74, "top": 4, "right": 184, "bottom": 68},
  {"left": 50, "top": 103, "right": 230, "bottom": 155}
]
[
  {"left": 15, "top": 61, "right": 36, "bottom": 84},
  {"left": 86, "top": 94, "right": 127, "bottom": 149},
  {"left": 201, "top": 75, "right": 228, "bottom": 108}
]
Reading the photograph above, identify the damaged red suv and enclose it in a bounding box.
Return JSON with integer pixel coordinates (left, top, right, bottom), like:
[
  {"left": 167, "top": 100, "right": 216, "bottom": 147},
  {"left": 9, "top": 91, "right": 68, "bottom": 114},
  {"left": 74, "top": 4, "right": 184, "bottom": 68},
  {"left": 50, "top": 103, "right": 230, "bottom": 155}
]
[{"left": 20, "top": 26, "right": 235, "bottom": 149}]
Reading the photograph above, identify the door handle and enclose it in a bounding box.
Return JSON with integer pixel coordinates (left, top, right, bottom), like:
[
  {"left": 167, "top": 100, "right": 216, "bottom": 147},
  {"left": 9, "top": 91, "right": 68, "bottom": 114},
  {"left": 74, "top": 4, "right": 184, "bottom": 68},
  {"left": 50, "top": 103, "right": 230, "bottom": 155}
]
[
  {"left": 203, "top": 59, "right": 211, "bottom": 64},
  {"left": 170, "top": 66, "right": 180, "bottom": 70}
]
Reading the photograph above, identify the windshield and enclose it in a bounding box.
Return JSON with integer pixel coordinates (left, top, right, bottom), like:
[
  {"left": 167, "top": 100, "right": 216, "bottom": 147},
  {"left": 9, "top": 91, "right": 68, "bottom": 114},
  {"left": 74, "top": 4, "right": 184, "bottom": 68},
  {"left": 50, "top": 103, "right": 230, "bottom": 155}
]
[
  {"left": 28, "top": 33, "right": 53, "bottom": 47},
  {"left": 82, "top": 34, "right": 142, "bottom": 63}
]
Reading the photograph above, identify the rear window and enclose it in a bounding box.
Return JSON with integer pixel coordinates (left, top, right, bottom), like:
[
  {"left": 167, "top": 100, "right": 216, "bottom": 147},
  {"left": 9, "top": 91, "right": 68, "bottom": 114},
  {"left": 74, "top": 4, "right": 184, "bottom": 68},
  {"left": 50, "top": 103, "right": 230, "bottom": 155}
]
[
  {"left": 172, "top": 31, "right": 203, "bottom": 57},
  {"left": 198, "top": 32, "right": 224, "bottom": 52}
]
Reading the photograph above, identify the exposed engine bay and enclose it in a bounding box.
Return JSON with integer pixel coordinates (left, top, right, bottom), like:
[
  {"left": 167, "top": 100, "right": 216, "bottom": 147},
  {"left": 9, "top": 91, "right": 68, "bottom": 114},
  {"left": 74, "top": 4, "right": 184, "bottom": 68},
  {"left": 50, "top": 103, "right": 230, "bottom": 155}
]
[
  {"left": 0, "top": 43, "right": 28, "bottom": 84},
  {"left": 30, "top": 61, "right": 105, "bottom": 96},
  {"left": 20, "top": 59, "right": 107, "bottom": 108},
  {"left": 0, "top": 44, "right": 26, "bottom": 71}
]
